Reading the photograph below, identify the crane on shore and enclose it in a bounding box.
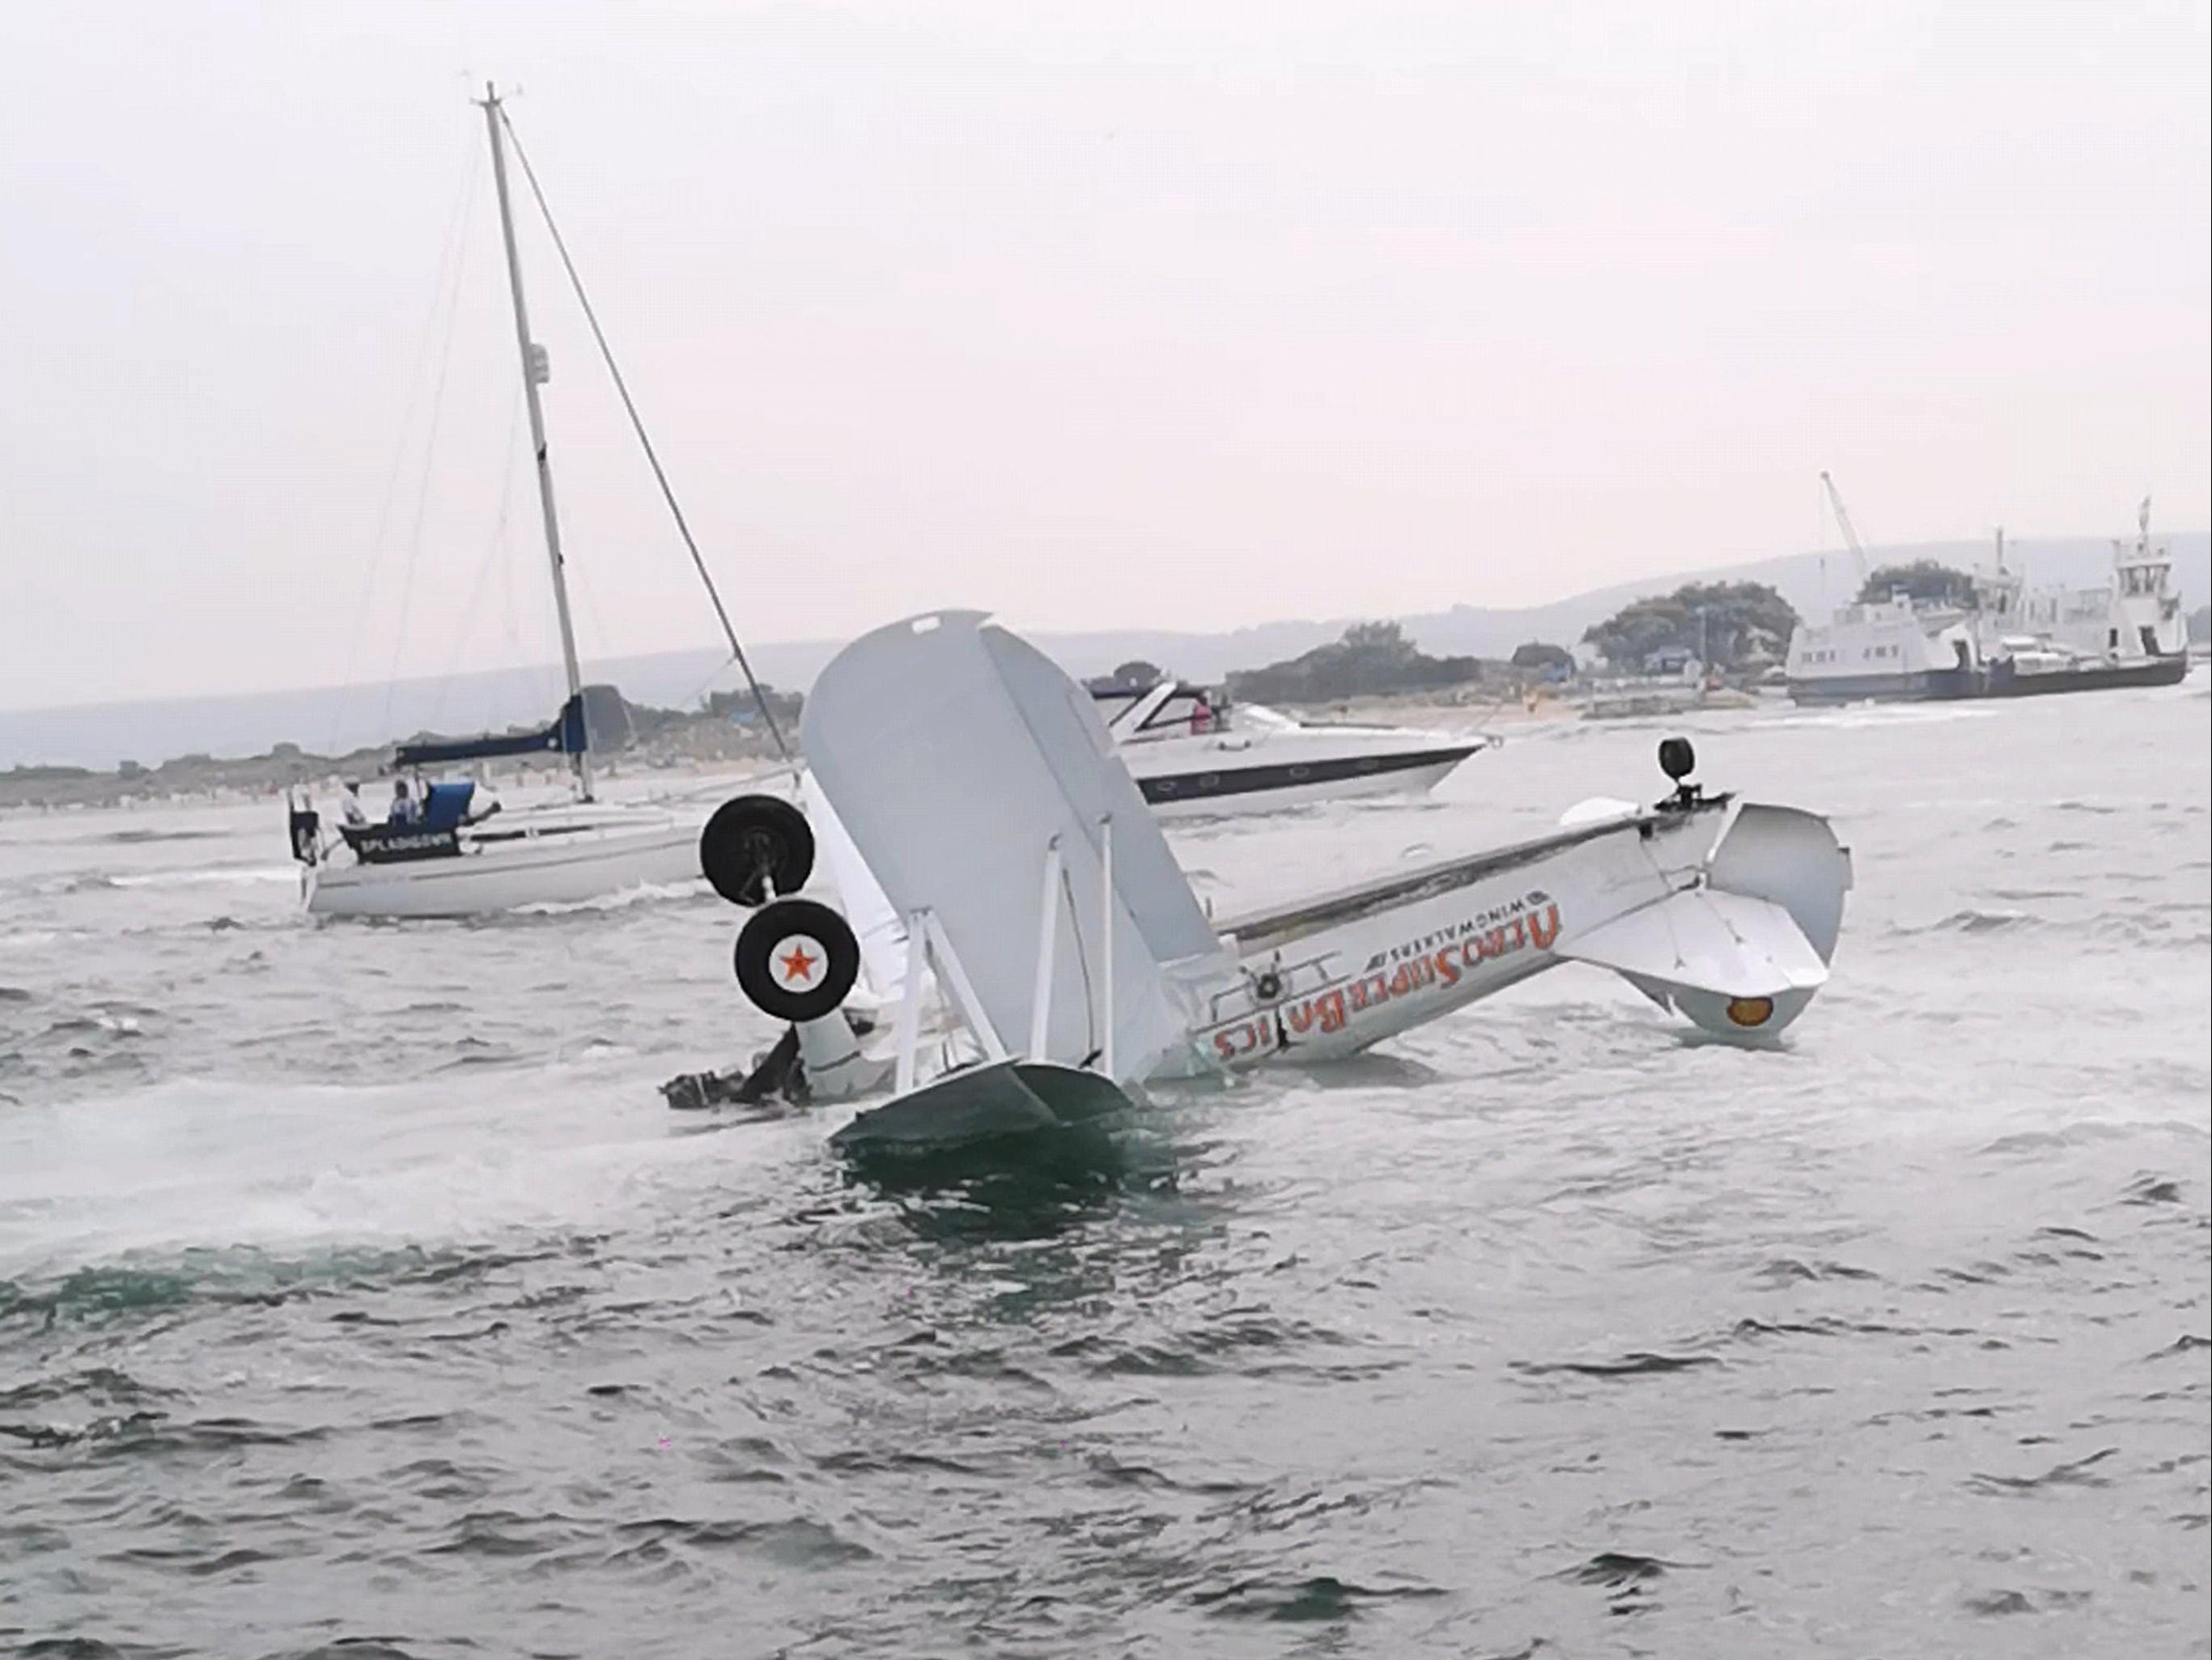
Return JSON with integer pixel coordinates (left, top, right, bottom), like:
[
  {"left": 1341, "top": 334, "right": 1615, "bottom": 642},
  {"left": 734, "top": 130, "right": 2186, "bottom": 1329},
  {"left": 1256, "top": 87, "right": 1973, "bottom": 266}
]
[{"left": 1819, "top": 470, "right": 1871, "bottom": 592}]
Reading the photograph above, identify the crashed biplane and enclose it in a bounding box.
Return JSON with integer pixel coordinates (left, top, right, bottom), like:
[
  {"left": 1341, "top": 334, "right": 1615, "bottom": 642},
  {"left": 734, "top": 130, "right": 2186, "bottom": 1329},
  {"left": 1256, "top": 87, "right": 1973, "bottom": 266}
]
[{"left": 669, "top": 611, "right": 1852, "bottom": 1150}]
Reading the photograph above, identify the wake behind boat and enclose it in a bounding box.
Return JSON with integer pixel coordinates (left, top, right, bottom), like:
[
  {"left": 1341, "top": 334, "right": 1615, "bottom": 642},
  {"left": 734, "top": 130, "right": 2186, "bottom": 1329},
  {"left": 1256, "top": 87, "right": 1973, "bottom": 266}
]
[{"left": 1089, "top": 677, "right": 1491, "bottom": 816}]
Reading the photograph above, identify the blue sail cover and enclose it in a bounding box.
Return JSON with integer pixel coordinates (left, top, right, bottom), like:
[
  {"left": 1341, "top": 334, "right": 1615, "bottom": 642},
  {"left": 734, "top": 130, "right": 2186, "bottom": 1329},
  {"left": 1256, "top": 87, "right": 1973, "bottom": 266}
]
[
  {"left": 418, "top": 781, "right": 477, "bottom": 830},
  {"left": 393, "top": 695, "right": 588, "bottom": 768}
]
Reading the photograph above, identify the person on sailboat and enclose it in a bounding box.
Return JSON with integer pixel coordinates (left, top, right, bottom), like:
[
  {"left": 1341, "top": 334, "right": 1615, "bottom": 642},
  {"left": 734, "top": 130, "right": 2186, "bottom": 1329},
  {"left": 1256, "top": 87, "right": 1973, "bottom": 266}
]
[
  {"left": 340, "top": 782, "right": 368, "bottom": 827},
  {"left": 389, "top": 777, "right": 420, "bottom": 825}
]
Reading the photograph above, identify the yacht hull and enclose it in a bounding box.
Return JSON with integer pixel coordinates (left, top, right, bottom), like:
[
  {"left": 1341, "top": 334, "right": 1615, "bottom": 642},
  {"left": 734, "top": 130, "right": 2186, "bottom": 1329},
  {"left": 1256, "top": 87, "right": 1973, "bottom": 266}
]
[{"left": 1129, "top": 743, "right": 1484, "bottom": 818}]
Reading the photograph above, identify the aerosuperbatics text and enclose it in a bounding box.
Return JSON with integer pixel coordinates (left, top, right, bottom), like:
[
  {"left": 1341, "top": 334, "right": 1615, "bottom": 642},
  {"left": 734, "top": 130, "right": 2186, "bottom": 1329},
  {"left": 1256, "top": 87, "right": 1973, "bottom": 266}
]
[{"left": 1207, "top": 889, "right": 1562, "bottom": 1064}]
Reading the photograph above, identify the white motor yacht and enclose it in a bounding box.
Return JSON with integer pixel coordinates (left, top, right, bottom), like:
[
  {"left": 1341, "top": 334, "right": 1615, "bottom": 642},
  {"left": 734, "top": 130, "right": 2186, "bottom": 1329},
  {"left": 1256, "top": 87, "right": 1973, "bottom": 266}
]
[{"left": 1089, "top": 680, "right": 1492, "bottom": 817}]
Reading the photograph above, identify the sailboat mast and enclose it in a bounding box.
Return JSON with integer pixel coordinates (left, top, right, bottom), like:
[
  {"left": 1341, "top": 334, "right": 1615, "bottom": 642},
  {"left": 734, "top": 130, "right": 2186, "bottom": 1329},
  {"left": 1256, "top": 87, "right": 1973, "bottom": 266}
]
[{"left": 480, "top": 83, "right": 593, "bottom": 800}]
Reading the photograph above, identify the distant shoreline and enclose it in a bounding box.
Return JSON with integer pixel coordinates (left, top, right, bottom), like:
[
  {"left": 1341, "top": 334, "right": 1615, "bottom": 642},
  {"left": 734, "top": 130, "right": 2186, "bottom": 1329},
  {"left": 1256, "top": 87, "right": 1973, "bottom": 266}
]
[
  {"left": 9, "top": 532, "right": 2200, "bottom": 772},
  {"left": 1, "top": 683, "right": 1577, "bottom": 813},
  {"left": 0, "top": 705, "right": 792, "bottom": 813}
]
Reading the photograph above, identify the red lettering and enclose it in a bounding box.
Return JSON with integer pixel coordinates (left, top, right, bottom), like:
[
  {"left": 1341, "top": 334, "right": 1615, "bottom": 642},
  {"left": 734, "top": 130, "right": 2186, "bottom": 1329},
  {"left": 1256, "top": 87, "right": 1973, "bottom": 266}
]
[
  {"left": 1213, "top": 1017, "right": 1282, "bottom": 1062},
  {"left": 1433, "top": 946, "right": 1461, "bottom": 988},
  {"left": 1286, "top": 989, "right": 1348, "bottom": 1036},
  {"left": 1529, "top": 903, "right": 1561, "bottom": 949}
]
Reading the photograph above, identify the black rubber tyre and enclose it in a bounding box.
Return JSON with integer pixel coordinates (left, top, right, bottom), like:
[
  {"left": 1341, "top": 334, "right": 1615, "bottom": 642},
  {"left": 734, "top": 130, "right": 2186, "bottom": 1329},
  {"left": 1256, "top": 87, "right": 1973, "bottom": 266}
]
[
  {"left": 733, "top": 898, "right": 860, "bottom": 1024},
  {"left": 699, "top": 794, "right": 815, "bottom": 906}
]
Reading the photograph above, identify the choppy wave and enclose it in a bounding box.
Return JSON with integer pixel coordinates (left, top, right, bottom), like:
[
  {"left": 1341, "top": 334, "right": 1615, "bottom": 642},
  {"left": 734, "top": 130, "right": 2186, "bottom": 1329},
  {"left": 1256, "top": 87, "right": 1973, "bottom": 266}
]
[
  {"left": 0, "top": 930, "right": 70, "bottom": 952},
  {"left": 101, "top": 827, "right": 233, "bottom": 845},
  {"left": 108, "top": 864, "right": 299, "bottom": 889},
  {"left": 1894, "top": 907, "right": 2036, "bottom": 936},
  {"left": 503, "top": 880, "right": 707, "bottom": 918},
  {"left": 1762, "top": 703, "right": 1999, "bottom": 732}
]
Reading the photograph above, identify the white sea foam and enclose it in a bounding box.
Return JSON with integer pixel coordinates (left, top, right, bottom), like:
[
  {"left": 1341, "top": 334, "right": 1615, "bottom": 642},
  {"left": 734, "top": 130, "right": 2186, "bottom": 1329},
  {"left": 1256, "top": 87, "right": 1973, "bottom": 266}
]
[
  {"left": 107, "top": 864, "right": 299, "bottom": 889},
  {"left": 0, "top": 1067, "right": 813, "bottom": 1282}
]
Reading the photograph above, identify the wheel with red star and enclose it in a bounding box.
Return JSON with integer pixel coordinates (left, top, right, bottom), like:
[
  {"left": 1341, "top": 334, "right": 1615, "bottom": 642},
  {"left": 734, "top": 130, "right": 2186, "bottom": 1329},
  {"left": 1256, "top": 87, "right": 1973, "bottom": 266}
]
[
  {"left": 732, "top": 898, "right": 860, "bottom": 1024},
  {"left": 699, "top": 794, "right": 815, "bottom": 906}
]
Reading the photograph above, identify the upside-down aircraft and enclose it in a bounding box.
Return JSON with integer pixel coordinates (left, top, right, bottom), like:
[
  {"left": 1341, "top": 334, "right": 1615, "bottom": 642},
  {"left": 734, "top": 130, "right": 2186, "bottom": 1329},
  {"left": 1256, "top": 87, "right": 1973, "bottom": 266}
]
[{"left": 669, "top": 611, "right": 1853, "bottom": 1151}]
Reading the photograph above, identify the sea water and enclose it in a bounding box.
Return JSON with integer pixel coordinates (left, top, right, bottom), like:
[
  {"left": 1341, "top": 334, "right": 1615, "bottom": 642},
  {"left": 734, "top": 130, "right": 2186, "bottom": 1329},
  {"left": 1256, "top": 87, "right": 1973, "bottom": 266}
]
[{"left": 2, "top": 678, "right": 2206, "bottom": 1658}]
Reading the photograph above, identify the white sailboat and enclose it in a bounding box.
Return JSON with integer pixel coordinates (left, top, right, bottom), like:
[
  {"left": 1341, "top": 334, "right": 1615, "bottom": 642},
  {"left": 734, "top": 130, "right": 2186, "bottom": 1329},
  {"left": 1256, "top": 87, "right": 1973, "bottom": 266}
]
[
  {"left": 304, "top": 803, "right": 698, "bottom": 919},
  {"left": 291, "top": 86, "right": 745, "bottom": 919}
]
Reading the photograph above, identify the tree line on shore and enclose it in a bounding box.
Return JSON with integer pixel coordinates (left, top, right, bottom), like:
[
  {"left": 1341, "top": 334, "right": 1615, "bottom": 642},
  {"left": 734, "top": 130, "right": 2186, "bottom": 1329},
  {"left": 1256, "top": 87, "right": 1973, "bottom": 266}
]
[
  {"left": 1215, "top": 578, "right": 1807, "bottom": 704},
  {"left": 1200, "top": 551, "right": 2176, "bottom": 703}
]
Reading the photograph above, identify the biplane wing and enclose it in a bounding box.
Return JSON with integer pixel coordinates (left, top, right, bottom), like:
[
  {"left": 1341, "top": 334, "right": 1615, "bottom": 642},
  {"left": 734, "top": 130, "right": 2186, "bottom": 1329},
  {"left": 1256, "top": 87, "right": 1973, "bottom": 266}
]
[{"left": 800, "top": 610, "right": 1232, "bottom": 1084}]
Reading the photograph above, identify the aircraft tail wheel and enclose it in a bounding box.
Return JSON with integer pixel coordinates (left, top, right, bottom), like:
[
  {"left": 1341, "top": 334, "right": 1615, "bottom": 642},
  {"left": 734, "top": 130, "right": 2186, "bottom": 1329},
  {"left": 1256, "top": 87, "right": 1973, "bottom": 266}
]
[
  {"left": 734, "top": 898, "right": 860, "bottom": 1023},
  {"left": 700, "top": 794, "right": 815, "bottom": 906}
]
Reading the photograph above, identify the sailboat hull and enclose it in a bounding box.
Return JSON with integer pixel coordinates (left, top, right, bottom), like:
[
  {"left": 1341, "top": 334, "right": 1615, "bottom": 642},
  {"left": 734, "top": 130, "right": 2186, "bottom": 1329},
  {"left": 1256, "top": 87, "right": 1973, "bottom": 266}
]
[{"left": 307, "top": 819, "right": 699, "bottom": 918}]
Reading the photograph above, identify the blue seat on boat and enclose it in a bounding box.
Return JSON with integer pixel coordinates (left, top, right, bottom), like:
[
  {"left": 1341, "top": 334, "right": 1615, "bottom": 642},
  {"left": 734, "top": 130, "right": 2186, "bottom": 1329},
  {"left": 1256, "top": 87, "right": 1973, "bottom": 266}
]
[{"left": 420, "top": 781, "right": 477, "bottom": 832}]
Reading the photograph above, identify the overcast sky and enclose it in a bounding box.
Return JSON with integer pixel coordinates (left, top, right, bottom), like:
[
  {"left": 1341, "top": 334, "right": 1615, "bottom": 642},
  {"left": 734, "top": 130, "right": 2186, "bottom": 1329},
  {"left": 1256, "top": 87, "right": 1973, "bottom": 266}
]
[{"left": 2, "top": 0, "right": 2206, "bottom": 711}]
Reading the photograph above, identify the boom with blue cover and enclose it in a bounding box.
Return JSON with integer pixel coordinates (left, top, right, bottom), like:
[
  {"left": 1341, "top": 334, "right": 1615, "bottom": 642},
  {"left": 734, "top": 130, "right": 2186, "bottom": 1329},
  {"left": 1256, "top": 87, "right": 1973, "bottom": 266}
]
[{"left": 393, "top": 694, "right": 588, "bottom": 769}]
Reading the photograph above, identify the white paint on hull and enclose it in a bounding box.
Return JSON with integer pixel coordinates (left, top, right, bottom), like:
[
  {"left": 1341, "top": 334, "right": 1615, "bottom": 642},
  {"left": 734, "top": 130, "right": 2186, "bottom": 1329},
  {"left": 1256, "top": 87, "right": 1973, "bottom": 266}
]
[
  {"left": 306, "top": 821, "right": 699, "bottom": 918},
  {"left": 1142, "top": 754, "right": 1471, "bottom": 819}
]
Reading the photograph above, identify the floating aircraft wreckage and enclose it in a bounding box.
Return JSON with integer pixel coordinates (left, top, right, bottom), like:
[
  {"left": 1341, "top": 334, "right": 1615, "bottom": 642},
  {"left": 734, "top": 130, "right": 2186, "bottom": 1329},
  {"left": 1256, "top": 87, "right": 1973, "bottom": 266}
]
[{"left": 667, "top": 611, "right": 1853, "bottom": 1150}]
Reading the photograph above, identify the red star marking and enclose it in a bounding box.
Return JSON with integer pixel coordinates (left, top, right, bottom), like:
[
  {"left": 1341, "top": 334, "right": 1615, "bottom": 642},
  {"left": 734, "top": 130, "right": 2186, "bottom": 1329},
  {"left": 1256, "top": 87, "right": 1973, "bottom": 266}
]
[{"left": 777, "top": 943, "right": 818, "bottom": 984}]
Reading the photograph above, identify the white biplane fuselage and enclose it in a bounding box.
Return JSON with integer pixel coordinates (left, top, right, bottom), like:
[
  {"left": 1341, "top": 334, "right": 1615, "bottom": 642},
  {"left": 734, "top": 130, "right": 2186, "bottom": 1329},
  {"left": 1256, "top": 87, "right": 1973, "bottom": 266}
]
[
  {"left": 683, "top": 611, "right": 1851, "bottom": 1149},
  {"left": 1193, "top": 796, "right": 1836, "bottom": 1071}
]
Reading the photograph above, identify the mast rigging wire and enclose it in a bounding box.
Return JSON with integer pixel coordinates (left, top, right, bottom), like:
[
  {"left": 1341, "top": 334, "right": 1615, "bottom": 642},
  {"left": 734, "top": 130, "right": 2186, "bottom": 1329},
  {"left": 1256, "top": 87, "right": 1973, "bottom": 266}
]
[
  {"left": 333, "top": 132, "right": 483, "bottom": 754},
  {"left": 431, "top": 387, "right": 529, "bottom": 732},
  {"left": 382, "top": 193, "right": 479, "bottom": 741},
  {"left": 495, "top": 107, "right": 793, "bottom": 766}
]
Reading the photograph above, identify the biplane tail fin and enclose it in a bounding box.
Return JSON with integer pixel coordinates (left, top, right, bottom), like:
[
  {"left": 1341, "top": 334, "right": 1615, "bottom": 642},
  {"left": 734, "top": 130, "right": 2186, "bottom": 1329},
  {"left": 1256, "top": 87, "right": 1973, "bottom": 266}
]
[{"left": 1558, "top": 801, "right": 1853, "bottom": 1037}]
